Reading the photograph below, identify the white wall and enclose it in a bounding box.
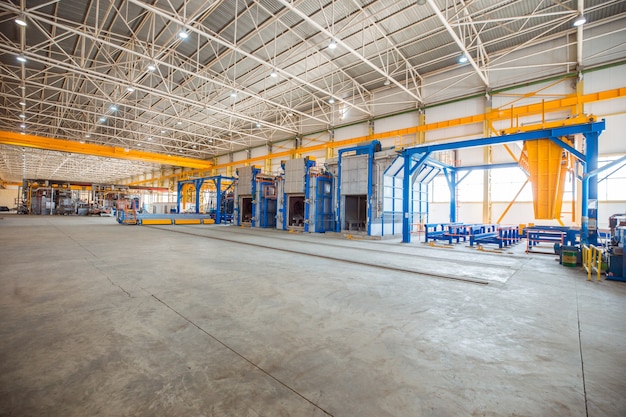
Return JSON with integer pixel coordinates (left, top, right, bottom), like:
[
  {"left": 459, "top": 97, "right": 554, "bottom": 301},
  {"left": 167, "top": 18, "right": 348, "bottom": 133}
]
[
  {"left": 218, "top": 60, "right": 626, "bottom": 228},
  {"left": 0, "top": 188, "right": 19, "bottom": 209}
]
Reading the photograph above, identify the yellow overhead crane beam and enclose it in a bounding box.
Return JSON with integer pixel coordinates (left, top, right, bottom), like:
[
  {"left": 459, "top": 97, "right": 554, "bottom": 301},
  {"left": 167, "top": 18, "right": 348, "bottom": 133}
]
[
  {"left": 128, "top": 87, "right": 626, "bottom": 186},
  {"left": 3, "top": 86, "right": 621, "bottom": 186},
  {"left": 0, "top": 131, "right": 213, "bottom": 170}
]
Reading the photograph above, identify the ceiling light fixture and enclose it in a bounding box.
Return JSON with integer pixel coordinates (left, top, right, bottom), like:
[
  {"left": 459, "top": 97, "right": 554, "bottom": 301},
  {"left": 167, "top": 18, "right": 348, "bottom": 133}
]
[
  {"left": 328, "top": 98, "right": 335, "bottom": 104},
  {"left": 19, "top": 101, "right": 26, "bottom": 106},
  {"left": 16, "top": 54, "right": 27, "bottom": 63},
  {"left": 85, "top": 134, "right": 91, "bottom": 138},
  {"left": 177, "top": 121, "right": 183, "bottom": 125},
  {"left": 328, "top": 39, "right": 337, "bottom": 50},
  {"left": 148, "top": 137, "right": 154, "bottom": 141},
  {"left": 178, "top": 31, "right": 189, "bottom": 39},
  {"left": 19, "top": 114, "right": 25, "bottom": 118},
  {"left": 99, "top": 117, "right": 107, "bottom": 123},
  {"left": 384, "top": 79, "right": 391, "bottom": 86},
  {"left": 79, "top": 140, "right": 85, "bottom": 144},
  {"left": 147, "top": 64, "right": 157, "bottom": 71},
  {"left": 110, "top": 105, "right": 118, "bottom": 112},
  {"left": 255, "top": 123, "right": 261, "bottom": 128},
  {"left": 458, "top": 54, "right": 468, "bottom": 64},
  {"left": 416, "top": 0, "right": 427, "bottom": 5},
  {"left": 573, "top": 13, "right": 586, "bottom": 27},
  {"left": 20, "top": 123, "right": 26, "bottom": 129},
  {"left": 126, "top": 86, "right": 135, "bottom": 93},
  {"left": 230, "top": 92, "right": 237, "bottom": 97},
  {"left": 270, "top": 70, "right": 278, "bottom": 78},
  {"left": 15, "top": 16, "right": 27, "bottom": 26}
]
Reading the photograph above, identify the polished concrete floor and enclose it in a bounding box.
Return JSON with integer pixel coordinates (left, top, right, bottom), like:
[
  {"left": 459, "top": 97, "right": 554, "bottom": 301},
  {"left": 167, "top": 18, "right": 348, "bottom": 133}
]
[{"left": 0, "top": 215, "right": 625, "bottom": 417}]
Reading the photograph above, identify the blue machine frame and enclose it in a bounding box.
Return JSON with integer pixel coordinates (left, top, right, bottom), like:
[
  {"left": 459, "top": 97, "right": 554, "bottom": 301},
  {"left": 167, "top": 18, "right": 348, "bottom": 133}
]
[
  {"left": 177, "top": 175, "right": 236, "bottom": 224},
  {"left": 335, "top": 140, "right": 381, "bottom": 234},
  {"left": 280, "top": 157, "right": 318, "bottom": 232},
  {"left": 258, "top": 180, "right": 277, "bottom": 228},
  {"left": 236, "top": 167, "right": 261, "bottom": 227},
  {"left": 399, "top": 120, "right": 606, "bottom": 244}
]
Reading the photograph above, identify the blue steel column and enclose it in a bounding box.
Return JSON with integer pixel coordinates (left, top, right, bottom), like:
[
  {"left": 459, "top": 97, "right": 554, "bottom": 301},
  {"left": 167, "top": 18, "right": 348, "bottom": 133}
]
[
  {"left": 581, "top": 131, "right": 599, "bottom": 245},
  {"left": 214, "top": 177, "right": 222, "bottom": 224},
  {"left": 176, "top": 182, "right": 183, "bottom": 213},
  {"left": 194, "top": 179, "right": 203, "bottom": 214},
  {"left": 402, "top": 153, "right": 412, "bottom": 243},
  {"left": 449, "top": 169, "right": 457, "bottom": 222},
  {"left": 304, "top": 162, "right": 311, "bottom": 233},
  {"left": 251, "top": 172, "right": 257, "bottom": 228},
  {"left": 281, "top": 189, "right": 287, "bottom": 230},
  {"left": 367, "top": 147, "right": 374, "bottom": 235},
  {"left": 335, "top": 152, "right": 343, "bottom": 232}
]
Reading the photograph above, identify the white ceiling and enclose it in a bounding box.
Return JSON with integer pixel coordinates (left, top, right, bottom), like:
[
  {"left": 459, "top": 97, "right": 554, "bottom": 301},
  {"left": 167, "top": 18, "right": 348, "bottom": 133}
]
[{"left": 0, "top": 0, "right": 625, "bottom": 183}]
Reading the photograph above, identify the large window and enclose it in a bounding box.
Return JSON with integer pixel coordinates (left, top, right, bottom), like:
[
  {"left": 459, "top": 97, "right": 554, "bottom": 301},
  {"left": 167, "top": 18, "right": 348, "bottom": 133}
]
[
  {"left": 431, "top": 168, "right": 533, "bottom": 203},
  {"left": 428, "top": 156, "right": 626, "bottom": 204},
  {"left": 491, "top": 168, "right": 533, "bottom": 202},
  {"left": 598, "top": 156, "right": 626, "bottom": 201}
]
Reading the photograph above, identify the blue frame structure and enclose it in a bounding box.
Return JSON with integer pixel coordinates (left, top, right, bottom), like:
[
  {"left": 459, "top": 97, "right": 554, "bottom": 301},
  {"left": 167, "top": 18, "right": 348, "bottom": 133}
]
[
  {"left": 280, "top": 157, "right": 318, "bottom": 232},
  {"left": 315, "top": 176, "right": 334, "bottom": 232},
  {"left": 335, "top": 140, "right": 381, "bottom": 234},
  {"left": 177, "top": 175, "right": 236, "bottom": 224},
  {"left": 236, "top": 167, "right": 261, "bottom": 227},
  {"left": 399, "top": 120, "right": 606, "bottom": 244}
]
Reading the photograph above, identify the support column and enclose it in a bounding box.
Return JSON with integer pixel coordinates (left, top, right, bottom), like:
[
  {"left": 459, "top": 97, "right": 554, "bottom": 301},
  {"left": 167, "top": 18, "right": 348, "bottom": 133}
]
[
  {"left": 417, "top": 109, "right": 426, "bottom": 146},
  {"left": 402, "top": 153, "right": 412, "bottom": 243},
  {"left": 194, "top": 179, "right": 202, "bottom": 214},
  {"left": 226, "top": 153, "right": 234, "bottom": 177},
  {"left": 581, "top": 131, "right": 599, "bottom": 245},
  {"left": 214, "top": 177, "right": 222, "bottom": 224},
  {"left": 293, "top": 136, "right": 302, "bottom": 159},
  {"left": 265, "top": 144, "right": 272, "bottom": 173},
  {"left": 448, "top": 169, "right": 457, "bottom": 223},
  {"left": 574, "top": 72, "right": 585, "bottom": 224},
  {"left": 483, "top": 93, "right": 493, "bottom": 224},
  {"left": 326, "top": 130, "right": 335, "bottom": 159}
]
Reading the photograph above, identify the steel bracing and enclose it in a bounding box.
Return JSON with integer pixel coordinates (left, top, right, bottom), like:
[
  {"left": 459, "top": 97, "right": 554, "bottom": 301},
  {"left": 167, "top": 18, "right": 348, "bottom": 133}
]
[
  {"left": 0, "top": 0, "right": 625, "bottom": 183},
  {"left": 400, "top": 119, "right": 607, "bottom": 244}
]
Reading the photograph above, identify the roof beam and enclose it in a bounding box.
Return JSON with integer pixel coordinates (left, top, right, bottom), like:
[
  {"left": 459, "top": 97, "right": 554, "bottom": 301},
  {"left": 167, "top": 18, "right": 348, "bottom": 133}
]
[
  {"left": 426, "top": 0, "right": 489, "bottom": 87},
  {"left": 126, "top": 0, "right": 370, "bottom": 117},
  {"left": 275, "top": 0, "right": 423, "bottom": 104}
]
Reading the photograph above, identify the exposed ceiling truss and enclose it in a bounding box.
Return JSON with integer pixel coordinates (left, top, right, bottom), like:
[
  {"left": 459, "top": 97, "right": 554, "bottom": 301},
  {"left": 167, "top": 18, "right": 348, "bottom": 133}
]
[{"left": 0, "top": 0, "right": 624, "bottom": 183}]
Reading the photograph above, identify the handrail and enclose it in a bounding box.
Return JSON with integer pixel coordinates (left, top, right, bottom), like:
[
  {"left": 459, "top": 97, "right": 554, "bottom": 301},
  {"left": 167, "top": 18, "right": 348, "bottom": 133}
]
[{"left": 582, "top": 244, "right": 603, "bottom": 282}]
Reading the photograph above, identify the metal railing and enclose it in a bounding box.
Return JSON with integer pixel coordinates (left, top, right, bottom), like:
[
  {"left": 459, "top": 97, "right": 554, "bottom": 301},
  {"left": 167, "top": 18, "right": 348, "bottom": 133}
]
[{"left": 582, "top": 244, "right": 603, "bottom": 282}]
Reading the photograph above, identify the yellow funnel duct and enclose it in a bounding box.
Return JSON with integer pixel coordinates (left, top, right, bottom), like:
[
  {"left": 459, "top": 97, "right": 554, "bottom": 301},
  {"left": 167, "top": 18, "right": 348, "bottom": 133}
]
[{"left": 521, "top": 138, "right": 572, "bottom": 220}]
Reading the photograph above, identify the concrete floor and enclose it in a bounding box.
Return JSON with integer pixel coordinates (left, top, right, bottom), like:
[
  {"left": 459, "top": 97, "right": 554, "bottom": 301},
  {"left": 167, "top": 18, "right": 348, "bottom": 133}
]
[{"left": 0, "top": 215, "right": 625, "bottom": 417}]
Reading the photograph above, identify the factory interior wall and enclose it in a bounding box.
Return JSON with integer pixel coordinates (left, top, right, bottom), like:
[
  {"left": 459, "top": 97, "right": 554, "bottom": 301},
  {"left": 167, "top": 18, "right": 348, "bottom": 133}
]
[
  {"left": 0, "top": 189, "right": 18, "bottom": 209},
  {"left": 128, "top": 64, "right": 626, "bottom": 235}
]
